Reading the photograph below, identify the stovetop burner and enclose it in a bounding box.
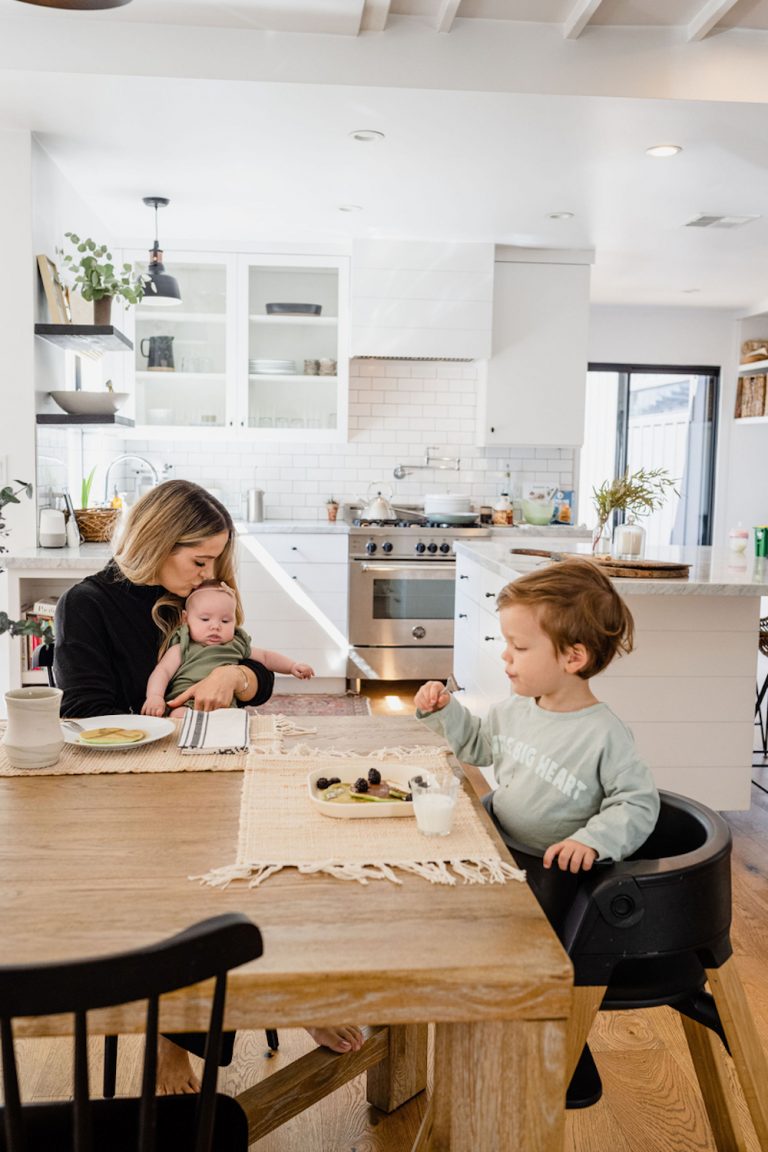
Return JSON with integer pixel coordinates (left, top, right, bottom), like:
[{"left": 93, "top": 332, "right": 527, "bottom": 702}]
[{"left": 352, "top": 516, "right": 482, "bottom": 529}]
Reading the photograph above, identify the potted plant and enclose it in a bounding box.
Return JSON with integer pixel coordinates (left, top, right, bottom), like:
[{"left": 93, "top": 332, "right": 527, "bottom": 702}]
[
  {"left": 0, "top": 481, "right": 54, "bottom": 647},
  {"left": 74, "top": 466, "right": 119, "bottom": 543},
  {"left": 58, "top": 233, "right": 148, "bottom": 325},
  {"left": 326, "top": 496, "right": 340, "bottom": 523},
  {"left": 591, "top": 467, "right": 678, "bottom": 555}
]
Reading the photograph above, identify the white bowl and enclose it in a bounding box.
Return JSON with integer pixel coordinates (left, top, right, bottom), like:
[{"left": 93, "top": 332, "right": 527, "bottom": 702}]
[{"left": 49, "top": 391, "right": 130, "bottom": 416}]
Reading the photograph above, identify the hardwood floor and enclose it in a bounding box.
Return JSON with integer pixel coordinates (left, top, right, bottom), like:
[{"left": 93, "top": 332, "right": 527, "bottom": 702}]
[{"left": 10, "top": 685, "right": 768, "bottom": 1151}]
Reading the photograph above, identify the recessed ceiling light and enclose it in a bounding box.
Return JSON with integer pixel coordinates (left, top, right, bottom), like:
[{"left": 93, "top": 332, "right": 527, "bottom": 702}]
[
  {"left": 646, "top": 144, "right": 682, "bottom": 158},
  {"left": 338, "top": 204, "right": 363, "bottom": 213},
  {"left": 349, "top": 129, "right": 385, "bottom": 143},
  {"left": 547, "top": 212, "right": 574, "bottom": 221}
]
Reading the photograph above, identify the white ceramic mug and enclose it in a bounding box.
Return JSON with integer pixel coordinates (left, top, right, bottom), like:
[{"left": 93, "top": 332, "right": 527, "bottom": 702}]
[{"left": 2, "top": 687, "right": 64, "bottom": 769}]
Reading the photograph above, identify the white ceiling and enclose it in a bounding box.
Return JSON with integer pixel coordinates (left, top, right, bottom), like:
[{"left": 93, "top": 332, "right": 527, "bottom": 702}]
[{"left": 3, "top": 0, "right": 768, "bottom": 311}]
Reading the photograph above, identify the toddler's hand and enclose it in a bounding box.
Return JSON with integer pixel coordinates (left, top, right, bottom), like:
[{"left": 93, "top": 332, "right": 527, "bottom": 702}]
[
  {"left": 414, "top": 681, "right": 451, "bottom": 713},
  {"left": 543, "top": 839, "right": 598, "bottom": 873},
  {"left": 291, "top": 663, "right": 315, "bottom": 680},
  {"left": 141, "top": 695, "right": 167, "bottom": 717}
]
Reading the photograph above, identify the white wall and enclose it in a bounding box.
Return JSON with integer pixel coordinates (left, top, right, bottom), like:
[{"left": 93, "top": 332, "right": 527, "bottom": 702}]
[{"left": 588, "top": 305, "right": 747, "bottom": 546}]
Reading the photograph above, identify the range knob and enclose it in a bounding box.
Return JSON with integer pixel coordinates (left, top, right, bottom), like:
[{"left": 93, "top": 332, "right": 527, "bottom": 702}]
[
  {"left": 415, "top": 542, "right": 426, "bottom": 554},
  {"left": 439, "top": 542, "right": 451, "bottom": 554},
  {"left": 427, "top": 542, "right": 438, "bottom": 554},
  {"left": 382, "top": 541, "right": 393, "bottom": 553},
  {"left": 366, "top": 540, "right": 377, "bottom": 555}
]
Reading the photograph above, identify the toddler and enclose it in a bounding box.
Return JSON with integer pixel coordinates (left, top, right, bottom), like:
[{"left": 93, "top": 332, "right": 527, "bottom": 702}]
[
  {"left": 142, "top": 579, "right": 314, "bottom": 717},
  {"left": 414, "top": 557, "right": 659, "bottom": 876}
]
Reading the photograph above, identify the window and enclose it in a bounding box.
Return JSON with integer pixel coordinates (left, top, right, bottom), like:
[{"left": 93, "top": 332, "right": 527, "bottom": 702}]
[{"left": 579, "top": 365, "right": 719, "bottom": 547}]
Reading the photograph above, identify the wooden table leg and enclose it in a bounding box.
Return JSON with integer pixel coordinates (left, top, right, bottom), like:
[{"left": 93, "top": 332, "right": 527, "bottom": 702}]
[
  {"left": 707, "top": 958, "right": 768, "bottom": 1149},
  {"left": 680, "top": 1014, "right": 746, "bottom": 1152},
  {"left": 367, "top": 1023, "right": 428, "bottom": 1112},
  {"left": 428, "top": 1019, "right": 567, "bottom": 1152}
]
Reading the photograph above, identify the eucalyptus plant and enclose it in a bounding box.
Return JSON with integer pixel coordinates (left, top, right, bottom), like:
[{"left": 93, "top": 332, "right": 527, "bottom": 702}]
[
  {"left": 58, "top": 233, "right": 147, "bottom": 306},
  {"left": 0, "top": 482, "right": 54, "bottom": 645},
  {"left": 592, "top": 467, "right": 678, "bottom": 551}
]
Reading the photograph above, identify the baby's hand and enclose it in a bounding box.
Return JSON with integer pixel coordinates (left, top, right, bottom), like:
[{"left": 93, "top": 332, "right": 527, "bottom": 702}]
[
  {"left": 291, "top": 663, "right": 315, "bottom": 680},
  {"left": 414, "top": 681, "right": 451, "bottom": 713},
  {"left": 543, "top": 839, "right": 598, "bottom": 873},
  {"left": 141, "top": 695, "right": 167, "bottom": 717}
]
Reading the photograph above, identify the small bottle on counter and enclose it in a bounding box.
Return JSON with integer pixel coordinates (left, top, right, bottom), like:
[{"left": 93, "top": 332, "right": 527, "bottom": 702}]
[
  {"left": 66, "top": 513, "right": 80, "bottom": 549},
  {"left": 492, "top": 493, "right": 513, "bottom": 526}
]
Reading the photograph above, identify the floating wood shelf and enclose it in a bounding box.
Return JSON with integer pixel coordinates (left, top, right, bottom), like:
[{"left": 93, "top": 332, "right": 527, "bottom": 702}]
[
  {"left": 34, "top": 324, "right": 133, "bottom": 353},
  {"left": 36, "top": 414, "right": 134, "bottom": 427}
]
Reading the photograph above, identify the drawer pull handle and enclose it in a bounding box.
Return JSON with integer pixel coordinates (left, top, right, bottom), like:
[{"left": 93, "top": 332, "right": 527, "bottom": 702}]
[
  {"left": 484, "top": 635, "right": 497, "bottom": 642},
  {"left": 484, "top": 592, "right": 496, "bottom": 598},
  {"left": 459, "top": 574, "right": 469, "bottom": 580},
  {"left": 458, "top": 613, "right": 468, "bottom": 619}
]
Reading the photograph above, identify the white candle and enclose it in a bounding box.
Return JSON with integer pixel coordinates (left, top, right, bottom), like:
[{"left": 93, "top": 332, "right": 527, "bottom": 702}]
[{"left": 616, "top": 524, "right": 644, "bottom": 558}]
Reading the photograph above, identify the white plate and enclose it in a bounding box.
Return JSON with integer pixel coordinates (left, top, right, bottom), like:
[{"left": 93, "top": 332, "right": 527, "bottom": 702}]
[
  {"left": 425, "top": 512, "right": 478, "bottom": 525},
  {"left": 308, "top": 764, "right": 416, "bottom": 819},
  {"left": 62, "top": 714, "right": 175, "bottom": 749}
]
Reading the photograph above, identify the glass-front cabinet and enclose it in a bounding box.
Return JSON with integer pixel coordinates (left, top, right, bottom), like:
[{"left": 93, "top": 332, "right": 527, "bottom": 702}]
[
  {"left": 237, "top": 254, "right": 348, "bottom": 439},
  {"left": 133, "top": 253, "right": 234, "bottom": 430},
  {"left": 128, "top": 249, "right": 348, "bottom": 440}
]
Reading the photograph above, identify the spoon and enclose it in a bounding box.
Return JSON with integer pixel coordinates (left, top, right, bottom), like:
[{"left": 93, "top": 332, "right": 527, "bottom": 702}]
[{"left": 61, "top": 719, "right": 84, "bottom": 733}]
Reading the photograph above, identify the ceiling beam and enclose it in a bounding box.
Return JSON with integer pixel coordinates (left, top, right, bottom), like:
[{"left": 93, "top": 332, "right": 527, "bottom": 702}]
[
  {"left": 686, "top": 0, "right": 740, "bottom": 42},
  {"left": 360, "top": 0, "right": 391, "bottom": 33},
  {"left": 435, "top": 0, "right": 461, "bottom": 34},
  {"left": 562, "top": 0, "right": 606, "bottom": 40}
]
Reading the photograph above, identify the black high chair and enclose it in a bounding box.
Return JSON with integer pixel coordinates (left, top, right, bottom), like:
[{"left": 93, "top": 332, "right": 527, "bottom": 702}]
[{"left": 558, "top": 791, "right": 768, "bottom": 1148}]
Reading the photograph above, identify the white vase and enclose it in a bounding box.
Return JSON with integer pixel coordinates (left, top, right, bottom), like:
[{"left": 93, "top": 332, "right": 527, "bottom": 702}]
[{"left": 2, "top": 687, "right": 64, "bottom": 769}]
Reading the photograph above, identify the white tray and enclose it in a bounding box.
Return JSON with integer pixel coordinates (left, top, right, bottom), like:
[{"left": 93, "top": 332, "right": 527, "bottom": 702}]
[{"left": 307, "top": 764, "right": 416, "bottom": 819}]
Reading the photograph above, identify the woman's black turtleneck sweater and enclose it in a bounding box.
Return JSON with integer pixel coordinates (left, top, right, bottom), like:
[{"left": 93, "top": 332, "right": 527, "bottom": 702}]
[{"left": 53, "top": 562, "right": 274, "bottom": 717}]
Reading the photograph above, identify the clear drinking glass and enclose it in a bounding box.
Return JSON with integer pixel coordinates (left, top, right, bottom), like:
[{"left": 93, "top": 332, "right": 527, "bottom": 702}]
[{"left": 409, "top": 771, "right": 459, "bottom": 837}]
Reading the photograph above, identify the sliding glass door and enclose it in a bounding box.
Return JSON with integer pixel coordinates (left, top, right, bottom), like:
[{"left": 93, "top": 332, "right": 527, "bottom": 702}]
[{"left": 579, "top": 365, "right": 719, "bottom": 547}]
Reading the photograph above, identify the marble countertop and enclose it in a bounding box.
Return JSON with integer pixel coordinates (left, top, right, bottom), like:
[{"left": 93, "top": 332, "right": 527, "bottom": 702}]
[
  {"left": 454, "top": 540, "right": 768, "bottom": 595},
  {"left": 2, "top": 543, "right": 112, "bottom": 571}
]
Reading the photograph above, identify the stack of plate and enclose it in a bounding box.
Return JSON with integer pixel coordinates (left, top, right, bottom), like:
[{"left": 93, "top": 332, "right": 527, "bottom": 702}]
[{"left": 249, "top": 358, "right": 297, "bottom": 375}]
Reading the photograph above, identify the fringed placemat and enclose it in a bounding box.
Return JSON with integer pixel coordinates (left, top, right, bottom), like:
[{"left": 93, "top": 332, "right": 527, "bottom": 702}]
[
  {"left": 0, "top": 715, "right": 316, "bottom": 777},
  {"left": 197, "top": 745, "right": 525, "bottom": 888}
]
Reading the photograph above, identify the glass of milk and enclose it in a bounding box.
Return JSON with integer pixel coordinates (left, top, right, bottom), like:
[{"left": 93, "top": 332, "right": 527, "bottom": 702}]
[{"left": 409, "top": 771, "right": 459, "bottom": 837}]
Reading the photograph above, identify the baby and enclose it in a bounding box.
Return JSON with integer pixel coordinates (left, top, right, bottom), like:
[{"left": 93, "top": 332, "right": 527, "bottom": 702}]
[
  {"left": 142, "top": 579, "right": 314, "bottom": 718},
  {"left": 415, "top": 557, "right": 659, "bottom": 875}
]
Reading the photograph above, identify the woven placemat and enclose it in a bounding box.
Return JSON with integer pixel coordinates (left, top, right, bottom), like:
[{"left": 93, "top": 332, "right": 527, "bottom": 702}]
[
  {"left": 0, "top": 715, "right": 311, "bottom": 777},
  {"left": 197, "top": 746, "right": 525, "bottom": 888}
]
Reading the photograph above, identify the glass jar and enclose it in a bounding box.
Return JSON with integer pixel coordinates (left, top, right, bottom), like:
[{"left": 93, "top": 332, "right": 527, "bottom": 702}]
[{"left": 612, "top": 521, "right": 646, "bottom": 561}]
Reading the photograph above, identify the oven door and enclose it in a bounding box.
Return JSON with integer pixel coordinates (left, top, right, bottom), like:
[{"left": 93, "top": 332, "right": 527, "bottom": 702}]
[{"left": 349, "top": 561, "right": 455, "bottom": 647}]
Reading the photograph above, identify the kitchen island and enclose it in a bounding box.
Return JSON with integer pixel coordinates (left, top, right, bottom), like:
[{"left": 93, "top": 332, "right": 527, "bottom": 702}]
[{"left": 453, "top": 540, "right": 768, "bottom": 810}]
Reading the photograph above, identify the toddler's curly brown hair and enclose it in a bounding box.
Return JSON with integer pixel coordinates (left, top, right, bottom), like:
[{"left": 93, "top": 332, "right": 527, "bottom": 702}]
[{"left": 496, "top": 557, "right": 634, "bottom": 679}]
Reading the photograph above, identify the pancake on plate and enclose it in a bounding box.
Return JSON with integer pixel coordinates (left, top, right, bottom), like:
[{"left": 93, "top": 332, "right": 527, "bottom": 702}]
[{"left": 79, "top": 727, "right": 146, "bottom": 745}]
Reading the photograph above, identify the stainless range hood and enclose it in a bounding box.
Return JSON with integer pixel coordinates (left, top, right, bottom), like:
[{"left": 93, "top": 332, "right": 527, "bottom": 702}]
[{"left": 350, "top": 239, "right": 494, "bottom": 361}]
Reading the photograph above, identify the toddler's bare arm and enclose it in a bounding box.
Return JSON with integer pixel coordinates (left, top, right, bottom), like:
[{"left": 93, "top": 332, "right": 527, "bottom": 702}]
[{"left": 142, "top": 646, "right": 183, "bottom": 716}]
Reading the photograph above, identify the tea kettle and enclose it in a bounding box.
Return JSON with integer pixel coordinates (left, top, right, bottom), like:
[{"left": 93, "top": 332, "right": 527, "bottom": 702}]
[
  {"left": 359, "top": 483, "right": 397, "bottom": 522},
  {"left": 140, "top": 335, "right": 175, "bottom": 371}
]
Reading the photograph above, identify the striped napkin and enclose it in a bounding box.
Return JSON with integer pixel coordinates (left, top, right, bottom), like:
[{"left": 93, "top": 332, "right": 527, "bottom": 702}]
[{"left": 178, "top": 708, "right": 250, "bottom": 754}]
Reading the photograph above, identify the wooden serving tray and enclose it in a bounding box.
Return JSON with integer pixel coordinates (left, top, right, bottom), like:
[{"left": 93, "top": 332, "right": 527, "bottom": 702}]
[{"left": 508, "top": 549, "right": 691, "bottom": 579}]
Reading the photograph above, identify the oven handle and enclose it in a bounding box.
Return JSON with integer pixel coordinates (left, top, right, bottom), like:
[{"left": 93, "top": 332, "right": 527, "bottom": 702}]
[{"left": 356, "top": 563, "right": 456, "bottom": 575}]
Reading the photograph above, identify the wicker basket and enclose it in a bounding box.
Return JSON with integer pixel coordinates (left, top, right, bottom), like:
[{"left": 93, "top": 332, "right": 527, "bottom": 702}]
[{"left": 74, "top": 508, "right": 120, "bottom": 542}]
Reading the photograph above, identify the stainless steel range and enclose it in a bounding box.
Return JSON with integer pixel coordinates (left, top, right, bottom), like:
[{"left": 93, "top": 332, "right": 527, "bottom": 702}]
[{"left": 347, "top": 516, "right": 491, "bottom": 685}]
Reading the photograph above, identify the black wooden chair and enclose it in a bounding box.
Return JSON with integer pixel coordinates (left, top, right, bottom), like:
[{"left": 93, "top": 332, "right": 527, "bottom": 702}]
[
  {"left": 559, "top": 791, "right": 768, "bottom": 1147},
  {"left": 0, "top": 912, "right": 263, "bottom": 1152}
]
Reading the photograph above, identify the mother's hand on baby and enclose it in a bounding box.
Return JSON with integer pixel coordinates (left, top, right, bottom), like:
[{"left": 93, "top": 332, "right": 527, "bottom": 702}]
[
  {"left": 167, "top": 666, "right": 244, "bottom": 712},
  {"left": 543, "top": 839, "right": 598, "bottom": 873}
]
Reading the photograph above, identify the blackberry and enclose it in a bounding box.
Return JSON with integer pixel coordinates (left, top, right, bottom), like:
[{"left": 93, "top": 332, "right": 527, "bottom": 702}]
[
  {"left": 328, "top": 776, "right": 341, "bottom": 785},
  {"left": 353, "top": 777, "right": 369, "bottom": 793},
  {"left": 316, "top": 777, "right": 330, "bottom": 790},
  {"left": 367, "top": 767, "right": 382, "bottom": 785}
]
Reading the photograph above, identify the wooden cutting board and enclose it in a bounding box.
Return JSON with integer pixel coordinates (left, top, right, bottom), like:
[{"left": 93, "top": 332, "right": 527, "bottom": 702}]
[{"left": 508, "top": 549, "right": 691, "bottom": 579}]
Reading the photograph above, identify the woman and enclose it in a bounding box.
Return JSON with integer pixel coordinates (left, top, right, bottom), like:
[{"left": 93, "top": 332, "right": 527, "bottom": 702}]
[
  {"left": 54, "top": 480, "right": 363, "bottom": 1092},
  {"left": 55, "top": 480, "right": 273, "bottom": 719}
]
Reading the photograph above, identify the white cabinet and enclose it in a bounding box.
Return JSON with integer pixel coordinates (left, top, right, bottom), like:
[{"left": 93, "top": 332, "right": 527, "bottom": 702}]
[
  {"left": 452, "top": 553, "right": 508, "bottom": 718},
  {"left": 476, "top": 253, "right": 591, "bottom": 447},
  {"left": 351, "top": 240, "right": 494, "bottom": 360},
  {"left": 237, "top": 533, "right": 348, "bottom": 689},
  {"left": 128, "top": 250, "right": 350, "bottom": 442}
]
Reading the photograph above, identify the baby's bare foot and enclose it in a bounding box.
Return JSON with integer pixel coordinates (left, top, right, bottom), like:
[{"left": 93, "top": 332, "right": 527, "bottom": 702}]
[
  {"left": 306, "top": 1026, "right": 365, "bottom": 1054},
  {"left": 156, "top": 1036, "right": 201, "bottom": 1094}
]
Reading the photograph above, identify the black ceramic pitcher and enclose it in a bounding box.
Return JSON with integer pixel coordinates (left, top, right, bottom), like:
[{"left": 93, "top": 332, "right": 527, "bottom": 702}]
[{"left": 140, "top": 335, "right": 175, "bottom": 370}]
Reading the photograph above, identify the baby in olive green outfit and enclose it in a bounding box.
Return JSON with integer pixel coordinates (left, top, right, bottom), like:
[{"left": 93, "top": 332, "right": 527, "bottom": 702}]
[{"left": 142, "top": 579, "right": 314, "bottom": 717}]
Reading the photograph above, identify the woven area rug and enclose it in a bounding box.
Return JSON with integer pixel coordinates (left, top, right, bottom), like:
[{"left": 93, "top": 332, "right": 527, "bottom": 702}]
[
  {"left": 251, "top": 693, "right": 371, "bottom": 717},
  {"left": 197, "top": 745, "right": 525, "bottom": 889}
]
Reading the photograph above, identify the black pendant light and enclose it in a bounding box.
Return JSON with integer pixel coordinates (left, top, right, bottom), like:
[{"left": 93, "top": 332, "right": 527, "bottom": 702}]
[
  {"left": 15, "top": 1, "right": 133, "bottom": 9},
  {"left": 142, "top": 196, "right": 182, "bottom": 306}
]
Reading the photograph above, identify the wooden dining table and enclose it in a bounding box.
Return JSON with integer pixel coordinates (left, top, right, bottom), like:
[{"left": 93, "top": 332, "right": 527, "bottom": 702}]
[{"left": 0, "top": 714, "right": 573, "bottom": 1151}]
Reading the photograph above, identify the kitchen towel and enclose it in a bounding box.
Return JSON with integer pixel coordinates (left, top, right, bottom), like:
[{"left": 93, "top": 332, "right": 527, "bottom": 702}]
[{"left": 196, "top": 745, "right": 525, "bottom": 888}]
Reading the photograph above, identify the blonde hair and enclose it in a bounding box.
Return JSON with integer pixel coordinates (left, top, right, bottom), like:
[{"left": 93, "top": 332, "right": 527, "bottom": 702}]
[
  {"left": 112, "top": 480, "right": 240, "bottom": 651},
  {"left": 496, "top": 557, "right": 634, "bottom": 679}
]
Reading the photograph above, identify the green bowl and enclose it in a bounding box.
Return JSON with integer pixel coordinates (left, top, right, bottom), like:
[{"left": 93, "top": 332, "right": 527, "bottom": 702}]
[{"left": 520, "top": 499, "right": 555, "bottom": 525}]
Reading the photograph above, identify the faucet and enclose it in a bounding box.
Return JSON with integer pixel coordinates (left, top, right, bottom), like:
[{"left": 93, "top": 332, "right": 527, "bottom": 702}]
[
  {"left": 104, "top": 455, "right": 161, "bottom": 504},
  {"left": 393, "top": 446, "right": 461, "bottom": 480}
]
